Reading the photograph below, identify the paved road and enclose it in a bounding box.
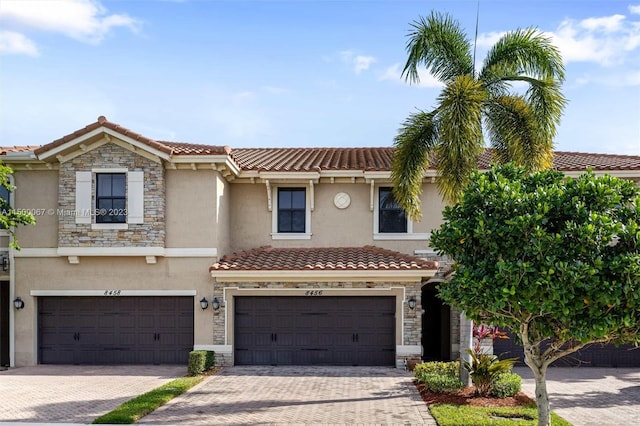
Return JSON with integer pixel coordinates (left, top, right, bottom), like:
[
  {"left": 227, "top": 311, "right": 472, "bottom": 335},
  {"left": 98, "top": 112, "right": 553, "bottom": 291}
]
[
  {"left": 0, "top": 365, "right": 185, "bottom": 424},
  {"left": 139, "top": 366, "right": 437, "bottom": 425},
  {"left": 516, "top": 366, "right": 640, "bottom": 426}
]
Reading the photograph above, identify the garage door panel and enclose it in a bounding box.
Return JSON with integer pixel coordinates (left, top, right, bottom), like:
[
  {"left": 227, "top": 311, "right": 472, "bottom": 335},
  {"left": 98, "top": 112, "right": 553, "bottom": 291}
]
[
  {"left": 235, "top": 296, "right": 395, "bottom": 366},
  {"left": 38, "top": 296, "right": 193, "bottom": 365}
]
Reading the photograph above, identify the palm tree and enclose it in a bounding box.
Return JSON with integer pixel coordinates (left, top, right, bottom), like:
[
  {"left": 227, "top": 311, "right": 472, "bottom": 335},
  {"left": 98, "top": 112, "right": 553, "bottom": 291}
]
[{"left": 391, "top": 11, "right": 566, "bottom": 220}]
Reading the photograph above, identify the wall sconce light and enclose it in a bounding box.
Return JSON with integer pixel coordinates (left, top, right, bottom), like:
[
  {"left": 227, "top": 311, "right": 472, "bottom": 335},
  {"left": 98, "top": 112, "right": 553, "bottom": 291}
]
[
  {"left": 13, "top": 297, "right": 24, "bottom": 310},
  {"left": 407, "top": 297, "right": 417, "bottom": 310},
  {"left": 212, "top": 297, "right": 220, "bottom": 311},
  {"left": 199, "top": 297, "right": 209, "bottom": 310}
]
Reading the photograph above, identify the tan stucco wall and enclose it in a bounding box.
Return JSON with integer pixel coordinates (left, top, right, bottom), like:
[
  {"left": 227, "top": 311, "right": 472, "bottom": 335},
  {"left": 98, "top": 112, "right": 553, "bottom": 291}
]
[
  {"left": 228, "top": 181, "right": 446, "bottom": 255},
  {"left": 13, "top": 170, "right": 58, "bottom": 248},
  {"left": 166, "top": 169, "right": 219, "bottom": 248},
  {"left": 215, "top": 174, "right": 231, "bottom": 257},
  {"left": 13, "top": 256, "right": 215, "bottom": 366}
]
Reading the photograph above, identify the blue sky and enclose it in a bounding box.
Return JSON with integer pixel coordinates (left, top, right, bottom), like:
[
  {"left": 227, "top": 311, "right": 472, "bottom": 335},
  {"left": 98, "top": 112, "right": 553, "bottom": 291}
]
[{"left": 1, "top": 0, "right": 639, "bottom": 155}]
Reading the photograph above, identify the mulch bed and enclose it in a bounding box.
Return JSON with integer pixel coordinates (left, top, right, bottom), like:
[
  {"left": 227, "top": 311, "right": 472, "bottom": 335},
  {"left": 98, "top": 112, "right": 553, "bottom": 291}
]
[{"left": 416, "top": 382, "right": 535, "bottom": 407}]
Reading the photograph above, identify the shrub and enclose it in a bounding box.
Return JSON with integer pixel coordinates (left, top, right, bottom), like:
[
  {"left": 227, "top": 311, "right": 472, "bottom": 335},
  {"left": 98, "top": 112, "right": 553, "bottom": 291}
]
[
  {"left": 490, "top": 372, "right": 522, "bottom": 398},
  {"left": 463, "top": 350, "right": 518, "bottom": 396},
  {"left": 414, "top": 361, "right": 460, "bottom": 379},
  {"left": 421, "top": 373, "right": 465, "bottom": 394},
  {"left": 188, "top": 350, "right": 215, "bottom": 376}
]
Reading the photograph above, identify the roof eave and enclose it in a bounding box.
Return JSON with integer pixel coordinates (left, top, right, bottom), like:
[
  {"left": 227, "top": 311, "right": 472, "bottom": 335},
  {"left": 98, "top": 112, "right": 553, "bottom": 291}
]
[{"left": 210, "top": 269, "right": 437, "bottom": 282}]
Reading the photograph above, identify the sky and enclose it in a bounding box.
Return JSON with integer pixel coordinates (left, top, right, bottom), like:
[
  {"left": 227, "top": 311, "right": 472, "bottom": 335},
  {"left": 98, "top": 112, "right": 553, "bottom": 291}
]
[{"left": 0, "top": 0, "right": 639, "bottom": 155}]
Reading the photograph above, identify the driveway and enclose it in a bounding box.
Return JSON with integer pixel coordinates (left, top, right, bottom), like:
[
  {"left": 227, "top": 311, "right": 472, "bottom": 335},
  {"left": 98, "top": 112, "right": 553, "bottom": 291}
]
[
  {"left": 138, "top": 366, "right": 436, "bottom": 425},
  {"left": 516, "top": 367, "right": 640, "bottom": 426},
  {"left": 0, "top": 365, "right": 185, "bottom": 424}
]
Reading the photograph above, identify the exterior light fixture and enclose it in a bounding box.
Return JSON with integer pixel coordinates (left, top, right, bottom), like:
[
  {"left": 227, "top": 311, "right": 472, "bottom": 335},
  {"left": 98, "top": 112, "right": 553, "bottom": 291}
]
[
  {"left": 212, "top": 297, "right": 220, "bottom": 311},
  {"left": 407, "top": 297, "right": 417, "bottom": 310},
  {"left": 13, "top": 297, "right": 24, "bottom": 310},
  {"left": 199, "top": 297, "right": 209, "bottom": 310}
]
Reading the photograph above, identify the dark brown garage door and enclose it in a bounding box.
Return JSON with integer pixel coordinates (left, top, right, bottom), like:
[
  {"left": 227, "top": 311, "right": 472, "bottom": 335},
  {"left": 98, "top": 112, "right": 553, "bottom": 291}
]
[
  {"left": 39, "top": 296, "right": 193, "bottom": 365},
  {"left": 235, "top": 296, "right": 395, "bottom": 366},
  {"left": 494, "top": 330, "right": 640, "bottom": 368}
]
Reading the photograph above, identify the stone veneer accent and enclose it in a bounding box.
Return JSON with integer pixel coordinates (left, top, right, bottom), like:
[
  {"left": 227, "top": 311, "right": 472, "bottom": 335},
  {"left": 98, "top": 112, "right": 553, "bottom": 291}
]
[
  {"left": 212, "top": 280, "right": 423, "bottom": 367},
  {"left": 58, "top": 143, "right": 165, "bottom": 247}
]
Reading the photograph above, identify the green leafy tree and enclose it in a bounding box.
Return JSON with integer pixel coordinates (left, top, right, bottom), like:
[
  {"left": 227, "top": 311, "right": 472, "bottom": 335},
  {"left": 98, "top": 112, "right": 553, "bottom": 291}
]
[
  {"left": 430, "top": 164, "right": 640, "bottom": 426},
  {"left": 391, "top": 11, "right": 566, "bottom": 219},
  {"left": 0, "top": 161, "right": 36, "bottom": 248}
]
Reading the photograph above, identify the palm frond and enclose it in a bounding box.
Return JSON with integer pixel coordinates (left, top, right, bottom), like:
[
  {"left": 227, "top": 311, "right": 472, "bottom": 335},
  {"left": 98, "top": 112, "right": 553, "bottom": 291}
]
[
  {"left": 403, "top": 11, "right": 473, "bottom": 84},
  {"left": 479, "top": 28, "right": 565, "bottom": 85},
  {"left": 436, "top": 75, "right": 486, "bottom": 202},
  {"left": 391, "top": 110, "right": 439, "bottom": 221},
  {"left": 525, "top": 77, "right": 567, "bottom": 146},
  {"left": 485, "top": 95, "right": 553, "bottom": 171}
]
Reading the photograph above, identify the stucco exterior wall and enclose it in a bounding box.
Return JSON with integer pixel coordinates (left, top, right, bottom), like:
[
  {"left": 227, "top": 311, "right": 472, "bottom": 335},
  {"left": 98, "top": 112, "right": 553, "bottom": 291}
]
[
  {"left": 166, "top": 169, "right": 218, "bottom": 248},
  {"left": 228, "top": 181, "right": 446, "bottom": 255},
  {"left": 12, "top": 256, "right": 214, "bottom": 366},
  {"left": 13, "top": 170, "right": 58, "bottom": 248}
]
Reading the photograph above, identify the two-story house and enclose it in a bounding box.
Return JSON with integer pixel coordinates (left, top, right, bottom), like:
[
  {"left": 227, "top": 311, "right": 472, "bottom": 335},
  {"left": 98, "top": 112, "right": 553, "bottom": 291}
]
[{"left": 1, "top": 116, "right": 639, "bottom": 368}]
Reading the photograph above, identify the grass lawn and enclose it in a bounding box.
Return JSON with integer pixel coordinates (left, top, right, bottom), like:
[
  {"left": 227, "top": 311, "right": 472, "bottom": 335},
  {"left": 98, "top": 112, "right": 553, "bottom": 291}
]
[
  {"left": 429, "top": 403, "right": 572, "bottom": 426},
  {"left": 92, "top": 376, "right": 204, "bottom": 424}
]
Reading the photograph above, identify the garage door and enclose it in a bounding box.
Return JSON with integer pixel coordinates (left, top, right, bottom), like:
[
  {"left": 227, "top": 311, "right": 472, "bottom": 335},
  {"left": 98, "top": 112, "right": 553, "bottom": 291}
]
[
  {"left": 39, "top": 296, "right": 193, "bottom": 365},
  {"left": 494, "top": 330, "right": 640, "bottom": 368},
  {"left": 235, "top": 296, "right": 395, "bottom": 366}
]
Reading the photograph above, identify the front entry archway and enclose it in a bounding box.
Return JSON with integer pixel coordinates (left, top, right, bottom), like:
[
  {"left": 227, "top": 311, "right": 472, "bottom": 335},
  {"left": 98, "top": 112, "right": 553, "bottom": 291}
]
[{"left": 422, "top": 283, "right": 451, "bottom": 361}]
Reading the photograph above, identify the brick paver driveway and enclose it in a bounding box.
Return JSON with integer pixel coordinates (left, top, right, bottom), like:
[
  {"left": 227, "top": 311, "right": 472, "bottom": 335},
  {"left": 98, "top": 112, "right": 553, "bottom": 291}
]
[
  {"left": 0, "top": 365, "right": 185, "bottom": 424},
  {"left": 139, "top": 366, "right": 437, "bottom": 425},
  {"left": 516, "top": 367, "right": 640, "bottom": 426}
]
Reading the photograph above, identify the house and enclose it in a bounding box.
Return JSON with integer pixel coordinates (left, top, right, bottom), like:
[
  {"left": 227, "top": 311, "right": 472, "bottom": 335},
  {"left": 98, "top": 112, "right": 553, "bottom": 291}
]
[{"left": 1, "top": 116, "right": 639, "bottom": 368}]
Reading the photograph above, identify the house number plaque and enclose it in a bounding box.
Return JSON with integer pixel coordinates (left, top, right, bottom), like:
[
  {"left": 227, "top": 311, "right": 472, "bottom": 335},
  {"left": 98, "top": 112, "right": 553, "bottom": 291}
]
[
  {"left": 305, "top": 290, "right": 323, "bottom": 296},
  {"left": 104, "top": 290, "right": 122, "bottom": 296}
]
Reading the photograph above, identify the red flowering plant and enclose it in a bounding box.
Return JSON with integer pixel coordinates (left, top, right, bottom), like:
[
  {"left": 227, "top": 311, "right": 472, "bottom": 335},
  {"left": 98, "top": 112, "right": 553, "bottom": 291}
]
[{"left": 464, "top": 324, "right": 516, "bottom": 396}]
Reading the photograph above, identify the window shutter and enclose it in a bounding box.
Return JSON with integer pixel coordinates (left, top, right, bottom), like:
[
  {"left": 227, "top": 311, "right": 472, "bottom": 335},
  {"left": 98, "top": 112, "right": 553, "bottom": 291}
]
[
  {"left": 127, "top": 171, "right": 144, "bottom": 224},
  {"left": 75, "top": 171, "right": 92, "bottom": 224}
]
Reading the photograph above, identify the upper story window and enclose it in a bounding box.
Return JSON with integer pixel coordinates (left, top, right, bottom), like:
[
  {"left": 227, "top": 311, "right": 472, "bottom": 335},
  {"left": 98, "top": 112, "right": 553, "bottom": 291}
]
[
  {"left": 378, "top": 187, "right": 407, "bottom": 233},
  {"left": 277, "top": 188, "right": 306, "bottom": 233},
  {"left": 75, "top": 169, "right": 144, "bottom": 229},
  {"left": 96, "top": 173, "right": 126, "bottom": 223}
]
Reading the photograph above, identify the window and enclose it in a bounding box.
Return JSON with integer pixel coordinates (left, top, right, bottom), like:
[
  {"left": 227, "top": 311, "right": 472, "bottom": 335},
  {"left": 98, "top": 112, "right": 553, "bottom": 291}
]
[
  {"left": 75, "top": 170, "right": 143, "bottom": 227},
  {"left": 0, "top": 184, "right": 10, "bottom": 230},
  {"left": 379, "top": 187, "right": 407, "bottom": 233},
  {"left": 96, "top": 173, "right": 126, "bottom": 223},
  {"left": 277, "top": 188, "right": 306, "bottom": 233}
]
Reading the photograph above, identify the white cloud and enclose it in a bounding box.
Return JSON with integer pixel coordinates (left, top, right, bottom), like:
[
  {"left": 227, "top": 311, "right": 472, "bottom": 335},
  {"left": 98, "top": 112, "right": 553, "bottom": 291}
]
[
  {"left": 353, "top": 55, "right": 376, "bottom": 74},
  {"left": 548, "top": 13, "right": 640, "bottom": 66},
  {"left": 339, "top": 50, "right": 377, "bottom": 74},
  {"left": 263, "top": 86, "right": 288, "bottom": 95},
  {"left": 0, "top": 0, "right": 140, "bottom": 45},
  {"left": 378, "top": 63, "right": 443, "bottom": 88},
  {"left": 0, "top": 31, "right": 38, "bottom": 56},
  {"left": 630, "top": 5, "right": 640, "bottom": 14}
]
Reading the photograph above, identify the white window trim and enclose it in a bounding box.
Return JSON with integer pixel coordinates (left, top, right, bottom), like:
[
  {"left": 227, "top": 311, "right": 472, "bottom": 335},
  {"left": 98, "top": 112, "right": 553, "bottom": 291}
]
[
  {"left": 77, "top": 169, "right": 145, "bottom": 228},
  {"left": 271, "top": 184, "right": 312, "bottom": 240},
  {"left": 373, "top": 186, "right": 429, "bottom": 241}
]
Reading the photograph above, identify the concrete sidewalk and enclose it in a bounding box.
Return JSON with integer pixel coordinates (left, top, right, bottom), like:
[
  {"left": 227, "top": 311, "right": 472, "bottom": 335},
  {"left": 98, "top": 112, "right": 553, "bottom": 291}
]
[{"left": 516, "top": 366, "right": 640, "bottom": 426}]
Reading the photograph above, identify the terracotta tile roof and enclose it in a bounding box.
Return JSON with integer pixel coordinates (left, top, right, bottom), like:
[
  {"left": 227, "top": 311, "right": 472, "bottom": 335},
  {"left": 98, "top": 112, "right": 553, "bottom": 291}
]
[
  {"left": 230, "top": 147, "right": 396, "bottom": 171},
  {"left": 0, "top": 146, "right": 39, "bottom": 155},
  {"left": 159, "top": 142, "right": 230, "bottom": 155},
  {"left": 210, "top": 245, "right": 438, "bottom": 272},
  {"left": 34, "top": 116, "right": 174, "bottom": 156},
  {"left": 551, "top": 151, "right": 640, "bottom": 171},
  {"left": 230, "top": 147, "right": 640, "bottom": 172}
]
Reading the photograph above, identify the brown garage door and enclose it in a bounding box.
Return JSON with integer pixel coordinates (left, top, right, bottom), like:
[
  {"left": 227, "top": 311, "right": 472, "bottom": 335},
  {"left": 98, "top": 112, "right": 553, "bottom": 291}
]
[
  {"left": 39, "top": 296, "right": 193, "bottom": 365},
  {"left": 235, "top": 296, "right": 395, "bottom": 366},
  {"left": 494, "top": 330, "right": 640, "bottom": 368}
]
